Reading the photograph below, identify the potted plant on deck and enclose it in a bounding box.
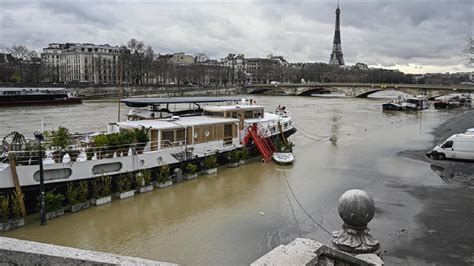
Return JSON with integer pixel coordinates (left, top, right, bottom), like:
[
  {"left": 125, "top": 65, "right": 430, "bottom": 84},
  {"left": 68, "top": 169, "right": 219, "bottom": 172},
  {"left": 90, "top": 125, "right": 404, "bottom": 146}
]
[
  {"left": 91, "top": 175, "right": 112, "bottom": 206},
  {"left": 45, "top": 127, "right": 72, "bottom": 163},
  {"left": 136, "top": 170, "right": 154, "bottom": 193},
  {"left": 115, "top": 173, "right": 135, "bottom": 199},
  {"left": 41, "top": 189, "right": 65, "bottom": 220},
  {"left": 156, "top": 165, "right": 172, "bottom": 188},
  {"left": 133, "top": 127, "right": 150, "bottom": 154},
  {"left": 202, "top": 154, "right": 218, "bottom": 174},
  {"left": 0, "top": 192, "right": 25, "bottom": 231},
  {"left": 239, "top": 146, "right": 249, "bottom": 165},
  {"left": 184, "top": 163, "right": 198, "bottom": 180},
  {"left": 120, "top": 131, "right": 135, "bottom": 156},
  {"left": 228, "top": 149, "right": 240, "bottom": 168},
  {"left": 66, "top": 181, "right": 90, "bottom": 212},
  {"left": 93, "top": 134, "right": 109, "bottom": 159}
]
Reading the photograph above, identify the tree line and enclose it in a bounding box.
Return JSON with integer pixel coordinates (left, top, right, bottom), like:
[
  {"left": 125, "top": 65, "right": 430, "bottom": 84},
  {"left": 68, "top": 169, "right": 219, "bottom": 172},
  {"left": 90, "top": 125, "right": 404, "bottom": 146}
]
[{"left": 1, "top": 38, "right": 472, "bottom": 86}]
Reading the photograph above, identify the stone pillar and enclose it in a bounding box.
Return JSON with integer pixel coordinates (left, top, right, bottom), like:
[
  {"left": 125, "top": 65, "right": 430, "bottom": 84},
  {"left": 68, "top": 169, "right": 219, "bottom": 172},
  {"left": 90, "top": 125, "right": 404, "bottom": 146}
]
[{"left": 332, "top": 189, "right": 381, "bottom": 254}]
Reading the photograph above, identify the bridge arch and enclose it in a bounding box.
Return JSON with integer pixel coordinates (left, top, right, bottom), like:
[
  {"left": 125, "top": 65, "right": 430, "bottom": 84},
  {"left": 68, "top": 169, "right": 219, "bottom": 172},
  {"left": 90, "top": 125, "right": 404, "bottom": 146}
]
[
  {"left": 355, "top": 89, "right": 382, "bottom": 98},
  {"left": 248, "top": 88, "right": 272, "bottom": 94},
  {"left": 297, "top": 88, "right": 331, "bottom": 96}
]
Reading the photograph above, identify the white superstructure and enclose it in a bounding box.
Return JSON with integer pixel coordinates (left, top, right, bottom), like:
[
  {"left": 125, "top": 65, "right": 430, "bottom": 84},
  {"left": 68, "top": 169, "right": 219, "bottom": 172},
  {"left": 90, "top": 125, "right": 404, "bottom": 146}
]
[{"left": 0, "top": 98, "right": 296, "bottom": 190}]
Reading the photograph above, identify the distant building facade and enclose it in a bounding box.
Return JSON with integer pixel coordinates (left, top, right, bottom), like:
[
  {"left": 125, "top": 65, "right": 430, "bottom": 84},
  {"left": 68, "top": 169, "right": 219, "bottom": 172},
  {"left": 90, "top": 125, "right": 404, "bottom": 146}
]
[
  {"left": 0, "top": 53, "right": 16, "bottom": 64},
  {"left": 220, "top": 54, "right": 287, "bottom": 84},
  {"left": 41, "top": 43, "right": 126, "bottom": 84},
  {"left": 194, "top": 53, "right": 210, "bottom": 64},
  {"left": 169, "top": 52, "right": 194, "bottom": 65}
]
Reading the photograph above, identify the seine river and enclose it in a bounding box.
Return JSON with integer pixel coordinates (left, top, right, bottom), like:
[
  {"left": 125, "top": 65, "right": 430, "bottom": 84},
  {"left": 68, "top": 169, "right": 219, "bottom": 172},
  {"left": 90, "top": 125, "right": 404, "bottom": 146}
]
[{"left": 0, "top": 94, "right": 453, "bottom": 265}]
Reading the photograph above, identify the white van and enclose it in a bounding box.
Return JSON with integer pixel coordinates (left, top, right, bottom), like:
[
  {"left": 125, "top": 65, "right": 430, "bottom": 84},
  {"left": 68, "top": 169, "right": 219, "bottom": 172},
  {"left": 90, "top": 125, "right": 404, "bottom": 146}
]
[{"left": 430, "top": 133, "right": 474, "bottom": 160}]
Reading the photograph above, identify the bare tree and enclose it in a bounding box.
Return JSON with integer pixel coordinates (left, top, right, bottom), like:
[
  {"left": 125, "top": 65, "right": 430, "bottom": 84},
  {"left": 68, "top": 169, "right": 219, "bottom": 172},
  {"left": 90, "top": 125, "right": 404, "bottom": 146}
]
[
  {"left": 121, "top": 39, "right": 154, "bottom": 84},
  {"left": 7, "top": 45, "right": 37, "bottom": 61}
]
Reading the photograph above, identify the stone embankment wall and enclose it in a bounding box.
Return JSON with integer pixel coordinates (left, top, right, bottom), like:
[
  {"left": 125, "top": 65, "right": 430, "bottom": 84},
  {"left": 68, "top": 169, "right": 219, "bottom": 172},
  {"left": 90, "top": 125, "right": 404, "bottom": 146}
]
[
  {"left": 0, "top": 236, "right": 177, "bottom": 265},
  {"left": 70, "top": 85, "right": 244, "bottom": 99}
]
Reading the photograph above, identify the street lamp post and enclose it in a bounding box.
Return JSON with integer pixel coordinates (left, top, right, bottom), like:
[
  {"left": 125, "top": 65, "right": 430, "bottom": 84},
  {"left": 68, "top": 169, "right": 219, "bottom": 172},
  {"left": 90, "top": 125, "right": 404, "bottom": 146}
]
[{"left": 34, "top": 131, "right": 46, "bottom": 225}]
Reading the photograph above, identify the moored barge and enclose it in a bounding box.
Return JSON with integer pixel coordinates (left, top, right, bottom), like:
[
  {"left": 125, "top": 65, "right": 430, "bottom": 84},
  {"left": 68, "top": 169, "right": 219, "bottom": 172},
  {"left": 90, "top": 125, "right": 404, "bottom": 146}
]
[
  {"left": 0, "top": 97, "right": 295, "bottom": 211},
  {"left": 0, "top": 88, "right": 82, "bottom": 107}
]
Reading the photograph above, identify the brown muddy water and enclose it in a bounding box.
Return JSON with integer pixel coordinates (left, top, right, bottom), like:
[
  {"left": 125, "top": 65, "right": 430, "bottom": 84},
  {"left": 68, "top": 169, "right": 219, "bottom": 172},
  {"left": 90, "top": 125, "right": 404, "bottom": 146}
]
[{"left": 0, "top": 95, "right": 458, "bottom": 265}]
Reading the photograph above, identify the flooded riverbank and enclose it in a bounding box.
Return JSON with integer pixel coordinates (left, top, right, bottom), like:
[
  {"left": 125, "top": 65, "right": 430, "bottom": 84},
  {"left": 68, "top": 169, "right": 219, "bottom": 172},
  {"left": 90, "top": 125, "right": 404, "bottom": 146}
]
[{"left": 0, "top": 95, "right": 469, "bottom": 265}]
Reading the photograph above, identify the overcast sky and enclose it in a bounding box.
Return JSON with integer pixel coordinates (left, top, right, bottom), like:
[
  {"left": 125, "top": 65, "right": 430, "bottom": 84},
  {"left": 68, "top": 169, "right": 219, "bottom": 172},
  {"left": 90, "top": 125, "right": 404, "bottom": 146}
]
[{"left": 0, "top": 0, "right": 472, "bottom": 74}]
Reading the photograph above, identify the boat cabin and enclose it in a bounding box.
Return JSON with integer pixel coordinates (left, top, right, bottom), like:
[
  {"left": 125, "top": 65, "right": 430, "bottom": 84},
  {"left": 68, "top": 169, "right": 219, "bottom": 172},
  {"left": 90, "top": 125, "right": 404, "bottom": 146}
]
[
  {"left": 203, "top": 105, "right": 265, "bottom": 129},
  {"left": 406, "top": 95, "right": 429, "bottom": 110},
  {"left": 117, "top": 116, "right": 240, "bottom": 151},
  {"left": 122, "top": 97, "right": 242, "bottom": 121}
]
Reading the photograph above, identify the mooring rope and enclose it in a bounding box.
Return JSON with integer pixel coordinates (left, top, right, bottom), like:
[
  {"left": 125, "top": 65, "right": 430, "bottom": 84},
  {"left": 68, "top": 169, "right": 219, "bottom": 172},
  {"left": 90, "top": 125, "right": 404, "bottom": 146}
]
[
  {"left": 293, "top": 123, "right": 329, "bottom": 140},
  {"left": 282, "top": 171, "right": 333, "bottom": 236}
]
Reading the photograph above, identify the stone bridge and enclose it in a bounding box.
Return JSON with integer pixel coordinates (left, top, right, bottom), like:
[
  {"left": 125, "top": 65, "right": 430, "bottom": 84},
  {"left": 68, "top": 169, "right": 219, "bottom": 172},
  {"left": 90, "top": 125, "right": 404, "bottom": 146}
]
[{"left": 244, "top": 83, "right": 474, "bottom": 99}]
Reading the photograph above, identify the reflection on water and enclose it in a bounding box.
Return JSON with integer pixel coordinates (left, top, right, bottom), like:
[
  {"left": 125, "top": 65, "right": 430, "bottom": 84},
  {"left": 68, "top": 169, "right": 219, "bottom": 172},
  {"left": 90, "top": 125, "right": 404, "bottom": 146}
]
[
  {"left": 0, "top": 96, "right": 453, "bottom": 265},
  {"left": 329, "top": 111, "right": 341, "bottom": 146}
]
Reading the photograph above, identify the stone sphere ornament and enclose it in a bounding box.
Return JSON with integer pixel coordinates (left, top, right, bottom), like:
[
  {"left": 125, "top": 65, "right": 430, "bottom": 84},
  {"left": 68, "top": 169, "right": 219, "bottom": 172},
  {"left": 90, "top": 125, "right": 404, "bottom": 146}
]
[
  {"left": 332, "top": 189, "right": 380, "bottom": 254},
  {"left": 338, "top": 189, "right": 375, "bottom": 227}
]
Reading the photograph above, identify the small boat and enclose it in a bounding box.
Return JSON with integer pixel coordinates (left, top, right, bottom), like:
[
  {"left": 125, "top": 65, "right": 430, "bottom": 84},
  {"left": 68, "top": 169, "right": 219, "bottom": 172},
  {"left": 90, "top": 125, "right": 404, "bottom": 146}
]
[
  {"left": 405, "top": 95, "right": 429, "bottom": 110},
  {"left": 382, "top": 101, "right": 404, "bottom": 110},
  {"left": 272, "top": 152, "right": 294, "bottom": 165},
  {"left": 434, "top": 94, "right": 472, "bottom": 109},
  {"left": 382, "top": 95, "right": 407, "bottom": 111}
]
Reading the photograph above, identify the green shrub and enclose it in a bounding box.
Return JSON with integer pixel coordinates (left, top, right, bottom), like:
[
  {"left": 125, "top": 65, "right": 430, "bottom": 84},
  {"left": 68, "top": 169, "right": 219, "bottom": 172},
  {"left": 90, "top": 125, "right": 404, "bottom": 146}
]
[
  {"left": 0, "top": 194, "right": 10, "bottom": 222},
  {"left": 116, "top": 174, "right": 132, "bottom": 192},
  {"left": 67, "top": 181, "right": 89, "bottom": 205},
  {"left": 185, "top": 163, "right": 198, "bottom": 175},
  {"left": 51, "top": 127, "right": 72, "bottom": 150},
  {"left": 142, "top": 170, "right": 152, "bottom": 185},
  {"left": 92, "top": 175, "right": 112, "bottom": 198},
  {"left": 10, "top": 191, "right": 22, "bottom": 219},
  {"left": 240, "top": 147, "right": 249, "bottom": 160},
  {"left": 135, "top": 172, "right": 145, "bottom": 187},
  {"left": 77, "top": 181, "right": 89, "bottom": 203},
  {"left": 93, "top": 134, "right": 108, "bottom": 147},
  {"left": 66, "top": 182, "right": 80, "bottom": 205},
  {"left": 119, "top": 131, "right": 135, "bottom": 145},
  {"left": 229, "top": 149, "right": 240, "bottom": 163},
  {"left": 158, "top": 165, "right": 170, "bottom": 183},
  {"left": 135, "top": 170, "right": 152, "bottom": 187},
  {"left": 203, "top": 155, "right": 217, "bottom": 169},
  {"left": 134, "top": 127, "right": 150, "bottom": 144},
  {"left": 39, "top": 189, "right": 65, "bottom": 213}
]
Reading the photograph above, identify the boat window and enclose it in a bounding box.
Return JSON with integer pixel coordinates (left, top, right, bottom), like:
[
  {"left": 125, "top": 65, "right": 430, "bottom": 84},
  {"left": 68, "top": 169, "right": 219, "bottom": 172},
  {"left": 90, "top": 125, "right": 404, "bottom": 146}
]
[
  {"left": 231, "top": 112, "right": 237, "bottom": 118},
  {"left": 204, "top": 111, "right": 223, "bottom": 117},
  {"left": 92, "top": 162, "right": 122, "bottom": 175},
  {"left": 176, "top": 129, "right": 185, "bottom": 142},
  {"left": 224, "top": 124, "right": 232, "bottom": 137},
  {"left": 244, "top": 111, "right": 253, "bottom": 118},
  {"left": 441, "top": 140, "right": 453, "bottom": 149},
  {"left": 33, "top": 168, "right": 72, "bottom": 181},
  {"left": 162, "top": 130, "right": 174, "bottom": 143}
]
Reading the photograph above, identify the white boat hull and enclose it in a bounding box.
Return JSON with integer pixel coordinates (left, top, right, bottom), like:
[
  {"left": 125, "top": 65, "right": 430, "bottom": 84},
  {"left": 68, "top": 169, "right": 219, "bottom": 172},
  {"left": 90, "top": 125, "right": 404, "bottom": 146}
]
[{"left": 272, "top": 152, "right": 295, "bottom": 165}]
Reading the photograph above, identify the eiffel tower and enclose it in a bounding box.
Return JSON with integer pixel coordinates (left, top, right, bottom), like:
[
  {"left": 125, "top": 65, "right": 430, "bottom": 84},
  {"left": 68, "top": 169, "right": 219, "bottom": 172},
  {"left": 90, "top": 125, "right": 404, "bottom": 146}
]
[{"left": 329, "top": 3, "right": 345, "bottom": 66}]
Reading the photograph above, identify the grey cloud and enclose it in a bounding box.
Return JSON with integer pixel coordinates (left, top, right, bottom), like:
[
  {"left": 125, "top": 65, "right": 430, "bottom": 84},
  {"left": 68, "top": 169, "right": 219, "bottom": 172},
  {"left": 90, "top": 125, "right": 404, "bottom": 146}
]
[{"left": 0, "top": 0, "right": 471, "bottom": 73}]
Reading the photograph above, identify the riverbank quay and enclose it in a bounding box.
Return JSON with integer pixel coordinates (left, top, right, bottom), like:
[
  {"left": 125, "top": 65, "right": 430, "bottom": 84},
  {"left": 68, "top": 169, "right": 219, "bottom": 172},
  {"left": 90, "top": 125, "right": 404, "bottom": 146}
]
[
  {"left": 0, "top": 96, "right": 470, "bottom": 265},
  {"left": 394, "top": 109, "right": 474, "bottom": 265},
  {"left": 0, "top": 236, "right": 176, "bottom": 265},
  {"left": 0, "top": 84, "right": 244, "bottom": 100},
  {"left": 72, "top": 85, "right": 244, "bottom": 99}
]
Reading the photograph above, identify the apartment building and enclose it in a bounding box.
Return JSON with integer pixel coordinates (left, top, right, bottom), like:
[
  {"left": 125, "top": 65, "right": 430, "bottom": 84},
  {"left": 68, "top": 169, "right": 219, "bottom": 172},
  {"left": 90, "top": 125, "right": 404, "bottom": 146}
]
[{"left": 41, "top": 43, "right": 126, "bottom": 84}]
